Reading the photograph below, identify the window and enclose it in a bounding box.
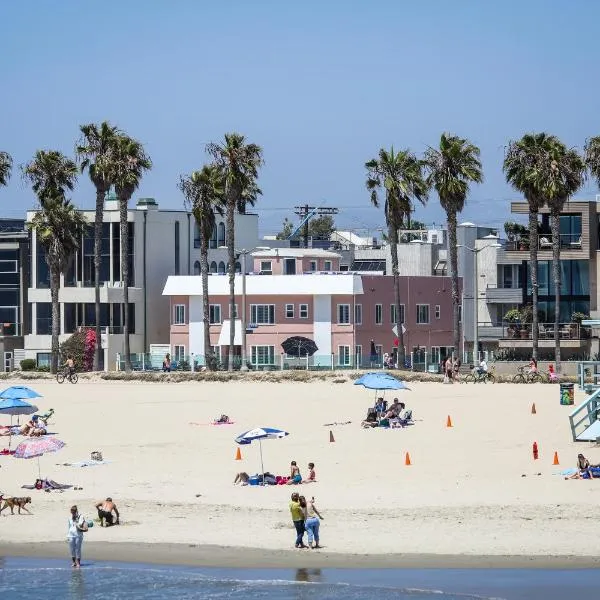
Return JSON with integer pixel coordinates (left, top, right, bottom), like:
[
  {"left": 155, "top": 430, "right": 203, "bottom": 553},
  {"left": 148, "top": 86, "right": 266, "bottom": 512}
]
[
  {"left": 337, "top": 304, "right": 350, "bottom": 324},
  {"left": 210, "top": 261, "right": 217, "bottom": 273},
  {"left": 355, "top": 345, "right": 362, "bottom": 368},
  {"left": 217, "top": 222, "right": 226, "bottom": 247},
  {"left": 354, "top": 304, "right": 362, "bottom": 325},
  {"left": 174, "top": 221, "right": 180, "bottom": 275},
  {"left": 209, "top": 304, "right": 221, "bottom": 324},
  {"left": 375, "top": 304, "right": 382, "bottom": 325},
  {"left": 193, "top": 261, "right": 201, "bottom": 275},
  {"left": 173, "top": 345, "right": 185, "bottom": 362},
  {"left": 218, "top": 261, "right": 226, "bottom": 274},
  {"left": 340, "top": 264, "right": 349, "bottom": 271},
  {"left": 285, "top": 304, "right": 294, "bottom": 318},
  {"left": 417, "top": 304, "right": 430, "bottom": 324},
  {"left": 0, "top": 260, "right": 17, "bottom": 273},
  {"left": 299, "top": 304, "right": 309, "bottom": 319},
  {"left": 324, "top": 260, "right": 332, "bottom": 271},
  {"left": 435, "top": 305, "right": 441, "bottom": 319},
  {"left": 251, "top": 304, "right": 275, "bottom": 324},
  {"left": 36, "top": 302, "right": 51, "bottom": 335},
  {"left": 338, "top": 345, "right": 351, "bottom": 366},
  {"left": 251, "top": 345, "right": 275, "bottom": 365},
  {"left": 36, "top": 352, "right": 51, "bottom": 368},
  {"left": 309, "top": 260, "right": 317, "bottom": 272},
  {"left": 260, "top": 261, "right": 272, "bottom": 274},
  {"left": 173, "top": 304, "right": 186, "bottom": 325}
]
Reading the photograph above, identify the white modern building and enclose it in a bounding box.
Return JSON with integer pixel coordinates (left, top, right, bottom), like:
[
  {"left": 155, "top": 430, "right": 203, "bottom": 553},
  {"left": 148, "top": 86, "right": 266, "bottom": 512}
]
[{"left": 23, "top": 194, "right": 261, "bottom": 368}]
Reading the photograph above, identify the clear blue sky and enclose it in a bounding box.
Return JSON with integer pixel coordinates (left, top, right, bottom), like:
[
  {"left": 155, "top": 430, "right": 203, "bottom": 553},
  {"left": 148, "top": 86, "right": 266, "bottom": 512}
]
[{"left": 2, "top": 0, "right": 600, "bottom": 235}]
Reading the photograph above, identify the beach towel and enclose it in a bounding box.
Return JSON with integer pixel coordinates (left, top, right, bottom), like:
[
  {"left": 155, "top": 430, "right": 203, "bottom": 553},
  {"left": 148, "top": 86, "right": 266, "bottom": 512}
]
[
  {"left": 189, "top": 421, "right": 236, "bottom": 426},
  {"left": 22, "top": 479, "right": 72, "bottom": 490},
  {"left": 323, "top": 421, "right": 352, "bottom": 426},
  {"left": 58, "top": 459, "right": 111, "bottom": 467}
]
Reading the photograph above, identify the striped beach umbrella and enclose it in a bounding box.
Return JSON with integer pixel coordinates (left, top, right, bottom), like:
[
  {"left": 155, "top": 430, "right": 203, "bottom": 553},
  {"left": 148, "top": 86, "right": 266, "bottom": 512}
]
[
  {"left": 235, "top": 427, "right": 289, "bottom": 484},
  {"left": 14, "top": 436, "right": 66, "bottom": 478}
]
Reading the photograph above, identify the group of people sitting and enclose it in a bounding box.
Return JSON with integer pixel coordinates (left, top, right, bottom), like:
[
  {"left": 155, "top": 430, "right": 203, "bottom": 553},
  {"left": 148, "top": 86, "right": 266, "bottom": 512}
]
[
  {"left": 234, "top": 461, "right": 317, "bottom": 486},
  {"left": 565, "top": 454, "right": 600, "bottom": 480},
  {"left": 361, "top": 397, "right": 413, "bottom": 429}
]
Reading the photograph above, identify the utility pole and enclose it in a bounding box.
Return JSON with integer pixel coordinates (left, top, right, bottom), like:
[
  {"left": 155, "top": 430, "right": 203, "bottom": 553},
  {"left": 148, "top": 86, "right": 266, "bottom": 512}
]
[{"left": 293, "top": 205, "right": 339, "bottom": 248}]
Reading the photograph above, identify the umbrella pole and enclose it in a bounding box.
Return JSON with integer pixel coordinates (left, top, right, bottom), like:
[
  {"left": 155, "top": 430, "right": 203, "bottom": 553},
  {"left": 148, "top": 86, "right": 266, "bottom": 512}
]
[
  {"left": 37, "top": 456, "right": 41, "bottom": 480},
  {"left": 259, "top": 438, "right": 265, "bottom": 486}
]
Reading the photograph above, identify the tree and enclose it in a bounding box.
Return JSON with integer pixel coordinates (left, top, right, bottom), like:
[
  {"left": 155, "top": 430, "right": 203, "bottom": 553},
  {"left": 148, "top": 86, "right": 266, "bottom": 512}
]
[
  {"left": 112, "top": 135, "right": 152, "bottom": 371},
  {"left": 276, "top": 218, "right": 296, "bottom": 240},
  {"left": 504, "top": 133, "right": 561, "bottom": 360},
  {"left": 23, "top": 150, "right": 84, "bottom": 373},
  {"left": 424, "top": 133, "right": 483, "bottom": 357},
  {"left": 0, "top": 151, "right": 12, "bottom": 187},
  {"left": 366, "top": 147, "right": 428, "bottom": 368},
  {"left": 179, "top": 165, "right": 224, "bottom": 370},
  {"left": 77, "top": 121, "right": 121, "bottom": 371},
  {"left": 309, "top": 215, "right": 335, "bottom": 239},
  {"left": 544, "top": 140, "right": 584, "bottom": 372},
  {"left": 207, "top": 133, "right": 263, "bottom": 371}
]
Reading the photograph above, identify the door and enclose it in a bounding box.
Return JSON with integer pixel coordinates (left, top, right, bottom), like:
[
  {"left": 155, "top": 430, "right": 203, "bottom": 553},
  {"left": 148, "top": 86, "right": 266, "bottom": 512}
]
[
  {"left": 4, "top": 351, "right": 12, "bottom": 372},
  {"left": 284, "top": 258, "right": 296, "bottom": 275}
]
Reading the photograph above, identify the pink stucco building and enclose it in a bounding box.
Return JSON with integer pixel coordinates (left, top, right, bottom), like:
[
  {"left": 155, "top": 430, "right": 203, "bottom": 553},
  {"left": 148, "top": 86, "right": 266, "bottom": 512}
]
[{"left": 162, "top": 249, "right": 458, "bottom": 368}]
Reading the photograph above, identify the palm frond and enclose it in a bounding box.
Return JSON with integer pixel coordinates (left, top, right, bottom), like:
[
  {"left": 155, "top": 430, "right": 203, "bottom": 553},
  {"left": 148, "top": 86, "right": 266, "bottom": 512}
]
[
  {"left": 0, "top": 151, "right": 12, "bottom": 187},
  {"left": 22, "top": 150, "right": 78, "bottom": 207}
]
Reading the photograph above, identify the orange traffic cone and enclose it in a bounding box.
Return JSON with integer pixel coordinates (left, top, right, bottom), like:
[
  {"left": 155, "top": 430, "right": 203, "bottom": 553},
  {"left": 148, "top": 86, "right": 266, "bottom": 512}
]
[
  {"left": 553, "top": 451, "right": 560, "bottom": 466},
  {"left": 329, "top": 430, "right": 335, "bottom": 443},
  {"left": 405, "top": 452, "right": 411, "bottom": 466},
  {"left": 235, "top": 447, "right": 242, "bottom": 461},
  {"left": 531, "top": 403, "right": 537, "bottom": 415},
  {"left": 446, "top": 415, "right": 453, "bottom": 428}
]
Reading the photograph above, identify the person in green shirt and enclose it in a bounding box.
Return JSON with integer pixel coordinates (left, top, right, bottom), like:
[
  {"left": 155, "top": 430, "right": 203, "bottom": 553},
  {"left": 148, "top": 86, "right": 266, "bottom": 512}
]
[{"left": 289, "top": 492, "right": 307, "bottom": 548}]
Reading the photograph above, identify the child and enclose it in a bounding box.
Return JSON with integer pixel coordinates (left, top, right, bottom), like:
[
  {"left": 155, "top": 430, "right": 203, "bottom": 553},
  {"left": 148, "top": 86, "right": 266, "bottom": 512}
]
[{"left": 548, "top": 364, "right": 559, "bottom": 382}]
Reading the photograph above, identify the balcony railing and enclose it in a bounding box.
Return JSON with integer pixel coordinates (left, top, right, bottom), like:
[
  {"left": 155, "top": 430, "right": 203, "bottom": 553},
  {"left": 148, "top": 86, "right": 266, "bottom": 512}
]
[
  {"left": 502, "top": 322, "right": 583, "bottom": 340},
  {"left": 505, "top": 233, "right": 582, "bottom": 251}
]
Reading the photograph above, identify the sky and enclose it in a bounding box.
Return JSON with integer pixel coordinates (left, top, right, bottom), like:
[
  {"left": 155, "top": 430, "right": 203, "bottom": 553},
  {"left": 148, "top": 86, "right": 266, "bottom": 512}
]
[{"left": 2, "top": 0, "right": 600, "bottom": 237}]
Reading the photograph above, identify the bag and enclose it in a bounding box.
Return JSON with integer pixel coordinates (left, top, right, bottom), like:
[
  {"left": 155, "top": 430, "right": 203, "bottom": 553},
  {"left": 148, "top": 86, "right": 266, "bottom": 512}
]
[
  {"left": 91, "top": 451, "right": 103, "bottom": 462},
  {"left": 78, "top": 516, "right": 89, "bottom": 532}
]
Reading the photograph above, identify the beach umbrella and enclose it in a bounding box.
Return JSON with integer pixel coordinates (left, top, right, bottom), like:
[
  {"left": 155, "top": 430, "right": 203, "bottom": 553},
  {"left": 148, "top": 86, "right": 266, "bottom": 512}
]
[
  {"left": 13, "top": 436, "right": 65, "bottom": 479},
  {"left": 235, "top": 427, "right": 289, "bottom": 485},
  {"left": 0, "top": 386, "right": 42, "bottom": 400},
  {"left": 0, "top": 398, "right": 39, "bottom": 450},
  {"left": 354, "top": 372, "right": 410, "bottom": 403},
  {"left": 281, "top": 336, "right": 319, "bottom": 358}
]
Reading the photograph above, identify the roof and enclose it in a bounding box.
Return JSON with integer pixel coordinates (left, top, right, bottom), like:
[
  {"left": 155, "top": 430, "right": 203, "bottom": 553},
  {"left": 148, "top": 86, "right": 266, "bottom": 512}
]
[
  {"left": 163, "top": 273, "right": 364, "bottom": 296},
  {"left": 251, "top": 248, "right": 341, "bottom": 258}
]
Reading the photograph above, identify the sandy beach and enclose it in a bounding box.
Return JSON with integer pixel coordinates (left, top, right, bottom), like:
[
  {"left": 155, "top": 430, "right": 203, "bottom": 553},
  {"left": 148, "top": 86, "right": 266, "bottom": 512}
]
[{"left": 0, "top": 378, "right": 599, "bottom": 565}]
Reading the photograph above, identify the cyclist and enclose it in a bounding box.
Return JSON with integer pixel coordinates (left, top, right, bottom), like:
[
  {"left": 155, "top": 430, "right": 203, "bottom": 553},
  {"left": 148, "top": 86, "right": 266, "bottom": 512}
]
[
  {"left": 528, "top": 357, "right": 538, "bottom": 375},
  {"left": 62, "top": 354, "right": 75, "bottom": 378},
  {"left": 476, "top": 358, "right": 488, "bottom": 378}
]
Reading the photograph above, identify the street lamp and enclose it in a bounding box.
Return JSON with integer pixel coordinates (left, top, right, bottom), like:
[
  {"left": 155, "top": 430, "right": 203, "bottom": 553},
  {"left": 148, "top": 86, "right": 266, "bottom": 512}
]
[
  {"left": 458, "top": 242, "right": 502, "bottom": 364},
  {"left": 236, "top": 246, "right": 270, "bottom": 371}
]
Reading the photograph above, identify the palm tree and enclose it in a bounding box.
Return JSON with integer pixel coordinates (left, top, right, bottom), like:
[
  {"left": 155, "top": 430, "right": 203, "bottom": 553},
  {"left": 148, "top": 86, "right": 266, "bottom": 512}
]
[
  {"left": 112, "top": 135, "right": 152, "bottom": 371},
  {"left": 544, "top": 140, "right": 585, "bottom": 372},
  {"left": 207, "top": 133, "right": 263, "bottom": 371},
  {"left": 179, "top": 165, "right": 224, "bottom": 370},
  {"left": 23, "top": 151, "right": 84, "bottom": 373},
  {"left": 0, "top": 151, "right": 12, "bottom": 187},
  {"left": 77, "top": 121, "right": 121, "bottom": 371},
  {"left": 424, "top": 134, "right": 483, "bottom": 358},
  {"left": 504, "top": 133, "right": 560, "bottom": 360},
  {"left": 365, "top": 147, "right": 428, "bottom": 368}
]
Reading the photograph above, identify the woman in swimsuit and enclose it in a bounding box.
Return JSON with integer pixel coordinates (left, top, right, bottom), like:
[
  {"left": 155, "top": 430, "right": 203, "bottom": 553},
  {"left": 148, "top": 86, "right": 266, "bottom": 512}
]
[{"left": 287, "top": 461, "right": 302, "bottom": 484}]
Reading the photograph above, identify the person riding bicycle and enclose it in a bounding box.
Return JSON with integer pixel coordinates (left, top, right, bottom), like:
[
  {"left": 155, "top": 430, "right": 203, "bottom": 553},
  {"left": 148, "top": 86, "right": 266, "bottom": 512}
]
[
  {"left": 528, "top": 357, "right": 538, "bottom": 375},
  {"left": 476, "top": 358, "right": 488, "bottom": 378},
  {"left": 62, "top": 354, "right": 75, "bottom": 377}
]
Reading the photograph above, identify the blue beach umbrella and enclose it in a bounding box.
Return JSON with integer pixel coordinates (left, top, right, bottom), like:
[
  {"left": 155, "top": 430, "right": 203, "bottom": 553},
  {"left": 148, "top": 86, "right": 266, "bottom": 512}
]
[
  {"left": 0, "top": 398, "right": 38, "bottom": 449},
  {"left": 0, "top": 386, "right": 42, "bottom": 401},
  {"left": 235, "top": 427, "right": 289, "bottom": 484},
  {"left": 354, "top": 372, "right": 410, "bottom": 403}
]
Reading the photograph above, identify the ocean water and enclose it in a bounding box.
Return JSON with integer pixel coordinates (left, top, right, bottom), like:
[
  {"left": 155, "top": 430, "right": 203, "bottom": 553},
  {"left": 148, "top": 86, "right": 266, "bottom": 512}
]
[{"left": 1, "top": 558, "right": 600, "bottom": 600}]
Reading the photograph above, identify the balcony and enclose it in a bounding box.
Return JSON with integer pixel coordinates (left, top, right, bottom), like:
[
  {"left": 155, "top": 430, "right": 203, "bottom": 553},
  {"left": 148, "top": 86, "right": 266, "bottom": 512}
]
[
  {"left": 478, "top": 324, "right": 503, "bottom": 340},
  {"left": 504, "top": 233, "right": 582, "bottom": 252},
  {"left": 485, "top": 283, "right": 523, "bottom": 304},
  {"left": 498, "top": 322, "right": 587, "bottom": 348}
]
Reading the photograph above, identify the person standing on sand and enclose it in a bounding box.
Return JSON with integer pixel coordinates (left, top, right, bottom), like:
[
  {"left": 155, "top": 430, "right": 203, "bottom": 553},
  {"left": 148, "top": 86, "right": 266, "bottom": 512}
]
[
  {"left": 67, "top": 505, "right": 88, "bottom": 568},
  {"left": 289, "top": 492, "right": 307, "bottom": 548},
  {"left": 303, "top": 496, "right": 324, "bottom": 549}
]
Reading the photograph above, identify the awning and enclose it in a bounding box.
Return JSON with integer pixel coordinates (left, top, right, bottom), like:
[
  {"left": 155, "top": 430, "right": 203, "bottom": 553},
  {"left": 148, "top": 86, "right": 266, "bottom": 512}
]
[{"left": 218, "top": 319, "right": 243, "bottom": 346}]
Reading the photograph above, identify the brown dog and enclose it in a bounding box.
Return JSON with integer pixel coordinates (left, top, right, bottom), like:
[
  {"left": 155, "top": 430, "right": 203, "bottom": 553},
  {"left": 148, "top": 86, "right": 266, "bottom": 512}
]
[{"left": 0, "top": 496, "right": 32, "bottom": 515}]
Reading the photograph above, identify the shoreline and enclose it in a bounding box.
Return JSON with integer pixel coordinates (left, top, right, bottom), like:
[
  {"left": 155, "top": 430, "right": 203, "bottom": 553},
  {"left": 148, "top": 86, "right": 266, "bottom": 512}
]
[{"left": 2, "top": 542, "right": 599, "bottom": 570}]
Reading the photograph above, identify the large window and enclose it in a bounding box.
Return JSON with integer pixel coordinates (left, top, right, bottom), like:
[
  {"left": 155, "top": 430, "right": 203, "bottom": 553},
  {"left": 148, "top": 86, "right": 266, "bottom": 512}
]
[
  {"left": 337, "top": 304, "right": 350, "bottom": 324},
  {"left": 251, "top": 304, "right": 275, "bottom": 324},
  {"left": 209, "top": 304, "right": 221, "bottom": 324},
  {"left": 260, "top": 261, "right": 272, "bottom": 274},
  {"left": 338, "top": 345, "right": 351, "bottom": 366},
  {"left": 193, "top": 261, "right": 201, "bottom": 275},
  {"left": 173, "top": 304, "right": 185, "bottom": 325},
  {"left": 390, "top": 304, "right": 405, "bottom": 324},
  {"left": 375, "top": 304, "right": 382, "bottom": 325},
  {"left": 417, "top": 304, "right": 430, "bottom": 324},
  {"left": 173, "top": 345, "right": 185, "bottom": 362},
  {"left": 36, "top": 302, "right": 51, "bottom": 335},
  {"left": 217, "top": 222, "right": 226, "bottom": 247},
  {"left": 354, "top": 304, "right": 362, "bottom": 325},
  {"left": 251, "top": 345, "right": 275, "bottom": 365}
]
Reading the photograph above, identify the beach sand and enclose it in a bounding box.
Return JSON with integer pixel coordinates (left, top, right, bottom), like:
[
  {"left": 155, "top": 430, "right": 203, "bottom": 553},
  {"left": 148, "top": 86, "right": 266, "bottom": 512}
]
[{"left": 0, "top": 378, "right": 598, "bottom": 564}]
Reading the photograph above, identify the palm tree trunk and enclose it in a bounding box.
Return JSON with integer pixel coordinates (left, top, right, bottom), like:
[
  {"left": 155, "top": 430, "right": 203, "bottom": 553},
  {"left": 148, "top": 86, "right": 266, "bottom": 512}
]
[
  {"left": 93, "top": 188, "right": 104, "bottom": 371},
  {"left": 226, "top": 194, "right": 236, "bottom": 371},
  {"left": 201, "top": 234, "right": 214, "bottom": 370},
  {"left": 49, "top": 261, "right": 61, "bottom": 374},
  {"left": 447, "top": 210, "right": 460, "bottom": 357},
  {"left": 551, "top": 209, "right": 561, "bottom": 372},
  {"left": 529, "top": 209, "right": 539, "bottom": 360},
  {"left": 389, "top": 222, "right": 405, "bottom": 367},
  {"left": 119, "top": 195, "right": 132, "bottom": 372}
]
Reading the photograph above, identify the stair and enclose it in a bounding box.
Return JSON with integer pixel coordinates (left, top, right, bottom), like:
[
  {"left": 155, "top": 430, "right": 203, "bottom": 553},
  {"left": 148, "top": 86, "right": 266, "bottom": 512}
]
[
  {"left": 569, "top": 388, "right": 600, "bottom": 441},
  {"left": 576, "top": 420, "right": 600, "bottom": 442}
]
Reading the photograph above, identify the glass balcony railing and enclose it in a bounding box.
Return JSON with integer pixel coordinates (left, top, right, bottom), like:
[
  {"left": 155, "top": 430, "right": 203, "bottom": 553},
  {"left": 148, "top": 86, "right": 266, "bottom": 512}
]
[{"left": 505, "top": 234, "right": 582, "bottom": 251}]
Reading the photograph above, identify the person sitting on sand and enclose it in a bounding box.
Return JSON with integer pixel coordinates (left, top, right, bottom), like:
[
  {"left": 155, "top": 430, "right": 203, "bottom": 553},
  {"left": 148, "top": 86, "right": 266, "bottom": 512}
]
[
  {"left": 19, "top": 418, "right": 36, "bottom": 436},
  {"left": 215, "top": 414, "right": 230, "bottom": 424},
  {"left": 287, "top": 461, "right": 302, "bottom": 484},
  {"left": 303, "top": 462, "right": 316, "bottom": 483},
  {"left": 234, "top": 472, "right": 250, "bottom": 485},
  {"left": 565, "top": 454, "right": 597, "bottom": 480},
  {"left": 95, "top": 497, "right": 120, "bottom": 527},
  {"left": 374, "top": 397, "right": 386, "bottom": 415}
]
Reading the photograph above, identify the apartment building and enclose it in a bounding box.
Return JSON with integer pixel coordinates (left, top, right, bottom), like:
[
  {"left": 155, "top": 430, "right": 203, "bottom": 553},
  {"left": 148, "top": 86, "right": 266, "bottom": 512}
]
[{"left": 163, "top": 248, "right": 458, "bottom": 369}]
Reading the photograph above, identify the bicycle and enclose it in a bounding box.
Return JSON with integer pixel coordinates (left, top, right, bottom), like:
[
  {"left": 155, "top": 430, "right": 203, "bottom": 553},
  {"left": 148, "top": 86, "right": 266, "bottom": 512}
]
[
  {"left": 462, "top": 366, "right": 496, "bottom": 384},
  {"left": 512, "top": 365, "right": 546, "bottom": 384},
  {"left": 57, "top": 369, "right": 78, "bottom": 384}
]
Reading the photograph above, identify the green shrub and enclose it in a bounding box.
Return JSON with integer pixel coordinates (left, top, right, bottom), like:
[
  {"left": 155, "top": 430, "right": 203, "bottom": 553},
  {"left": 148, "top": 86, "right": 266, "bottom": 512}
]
[{"left": 20, "top": 358, "right": 36, "bottom": 371}]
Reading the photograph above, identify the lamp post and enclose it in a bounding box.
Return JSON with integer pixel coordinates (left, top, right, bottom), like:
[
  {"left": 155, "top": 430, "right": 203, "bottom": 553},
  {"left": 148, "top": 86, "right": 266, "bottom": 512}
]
[
  {"left": 235, "top": 246, "right": 270, "bottom": 371},
  {"left": 458, "top": 242, "right": 501, "bottom": 364}
]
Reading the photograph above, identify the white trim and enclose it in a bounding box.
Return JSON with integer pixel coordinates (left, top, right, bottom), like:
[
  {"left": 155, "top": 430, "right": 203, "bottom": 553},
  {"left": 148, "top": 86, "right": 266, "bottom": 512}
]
[
  {"left": 375, "top": 303, "right": 382, "bottom": 325},
  {"left": 435, "top": 304, "right": 441, "bottom": 319},
  {"left": 337, "top": 303, "right": 350, "bottom": 324},
  {"left": 338, "top": 345, "right": 351, "bottom": 366},
  {"left": 209, "top": 304, "right": 221, "bottom": 325},
  {"left": 299, "top": 303, "right": 309, "bottom": 319},
  {"left": 285, "top": 303, "right": 294, "bottom": 318}
]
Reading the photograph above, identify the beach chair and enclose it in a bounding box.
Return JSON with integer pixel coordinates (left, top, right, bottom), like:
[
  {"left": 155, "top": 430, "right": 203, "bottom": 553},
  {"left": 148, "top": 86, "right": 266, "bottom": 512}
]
[
  {"left": 33, "top": 408, "right": 54, "bottom": 427},
  {"left": 390, "top": 409, "right": 413, "bottom": 428}
]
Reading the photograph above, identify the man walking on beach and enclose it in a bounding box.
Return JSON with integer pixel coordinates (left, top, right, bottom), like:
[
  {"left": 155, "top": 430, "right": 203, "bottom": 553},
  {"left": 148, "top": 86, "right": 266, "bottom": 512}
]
[{"left": 289, "top": 492, "right": 307, "bottom": 549}]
